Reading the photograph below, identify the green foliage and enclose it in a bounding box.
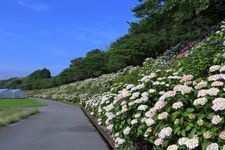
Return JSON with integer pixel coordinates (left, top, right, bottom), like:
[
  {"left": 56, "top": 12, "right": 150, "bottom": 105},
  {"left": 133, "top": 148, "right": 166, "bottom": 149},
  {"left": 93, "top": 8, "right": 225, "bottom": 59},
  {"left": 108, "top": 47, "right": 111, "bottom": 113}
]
[
  {"left": 173, "top": 31, "right": 225, "bottom": 77},
  {"left": 59, "top": 49, "right": 108, "bottom": 84},
  {"left": 27, "top": 68, "right": 51, "bottom": 80}
]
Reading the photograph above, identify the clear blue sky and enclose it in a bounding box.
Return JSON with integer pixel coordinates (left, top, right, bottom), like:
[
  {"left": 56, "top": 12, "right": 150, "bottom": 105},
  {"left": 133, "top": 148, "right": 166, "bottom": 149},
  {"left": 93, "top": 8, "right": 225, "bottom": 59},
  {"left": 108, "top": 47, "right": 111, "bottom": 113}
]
[{"left": 0, "top": 0, "right": 137, "bottom": 79}]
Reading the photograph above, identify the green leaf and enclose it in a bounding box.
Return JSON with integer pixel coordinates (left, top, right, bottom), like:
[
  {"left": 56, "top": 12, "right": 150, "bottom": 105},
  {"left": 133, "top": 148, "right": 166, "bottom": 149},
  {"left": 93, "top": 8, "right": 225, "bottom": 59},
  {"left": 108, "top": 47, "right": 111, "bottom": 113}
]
[
  {"left": 181, "top": 130, "right": 186, "bottom": 137},
  {"left": 201, "top": 141, "right": 211, "bottom": 150},
  {"left": 198, "top": 114, "right": 206, "bottom": 119},
  {"left": 174, "top": 127, "right": 181, "bottom": 134},
  {"left": 186, "top": 126, "right": 192, "bottom": 131},
  {"left": 189, "top": 128, "right": 197, "bottom": 137},
  {"left": 172, "top": 111, "right": 181, "bottom": 120},
  {"left": 186, "top": 108, "right": 195, "bottom": 113}
]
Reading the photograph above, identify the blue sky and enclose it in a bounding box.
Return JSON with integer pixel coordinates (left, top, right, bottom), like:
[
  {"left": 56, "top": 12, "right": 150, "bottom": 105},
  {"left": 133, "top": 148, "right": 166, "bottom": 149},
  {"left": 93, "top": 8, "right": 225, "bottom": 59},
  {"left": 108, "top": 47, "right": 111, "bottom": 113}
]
[{"left": 0, "top": 0, "right": 137, "bottom": 79}]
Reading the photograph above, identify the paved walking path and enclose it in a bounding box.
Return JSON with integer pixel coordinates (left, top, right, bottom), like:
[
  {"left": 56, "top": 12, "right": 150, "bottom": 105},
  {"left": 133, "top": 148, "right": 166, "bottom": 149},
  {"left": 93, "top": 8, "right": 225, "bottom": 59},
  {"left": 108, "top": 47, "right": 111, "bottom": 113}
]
[{"left": 0, "top": 99, "right": 110, "bottom": 150}]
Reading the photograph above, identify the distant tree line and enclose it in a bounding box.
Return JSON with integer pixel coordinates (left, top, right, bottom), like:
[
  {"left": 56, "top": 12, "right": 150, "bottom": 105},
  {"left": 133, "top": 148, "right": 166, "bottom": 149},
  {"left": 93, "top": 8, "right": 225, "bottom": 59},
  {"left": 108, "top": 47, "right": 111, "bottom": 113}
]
[{"left": 1, "top": 0, "right": 225, "bottom": 90}]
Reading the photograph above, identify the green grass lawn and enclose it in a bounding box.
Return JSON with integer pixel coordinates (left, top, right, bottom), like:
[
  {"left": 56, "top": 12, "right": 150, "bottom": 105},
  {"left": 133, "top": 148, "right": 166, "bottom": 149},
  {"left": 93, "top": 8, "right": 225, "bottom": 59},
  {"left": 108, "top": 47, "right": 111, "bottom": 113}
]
[
  {"left": 0, "top": 109, "right": 38, "bottom": 126},
  {"left": 0, "top": 98, "right": 45, "bottom": 108},
  {"left": 0, "top": 98, "right": 44, "bottom": 127}
]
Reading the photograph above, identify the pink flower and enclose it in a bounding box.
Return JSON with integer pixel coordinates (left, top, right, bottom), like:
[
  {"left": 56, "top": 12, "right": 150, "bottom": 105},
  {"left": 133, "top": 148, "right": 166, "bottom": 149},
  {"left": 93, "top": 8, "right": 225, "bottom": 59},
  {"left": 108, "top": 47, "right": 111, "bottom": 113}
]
[{"left": 154, "top": 138, "right": 163, "bottom": 146}]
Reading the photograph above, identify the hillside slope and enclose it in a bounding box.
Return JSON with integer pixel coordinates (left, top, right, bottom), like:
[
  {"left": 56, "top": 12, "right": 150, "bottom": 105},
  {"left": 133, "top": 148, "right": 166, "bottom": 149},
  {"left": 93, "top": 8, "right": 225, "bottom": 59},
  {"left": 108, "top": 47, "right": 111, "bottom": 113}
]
[{"left": 31, "top": 21, "right": 225, "bottom": 149}]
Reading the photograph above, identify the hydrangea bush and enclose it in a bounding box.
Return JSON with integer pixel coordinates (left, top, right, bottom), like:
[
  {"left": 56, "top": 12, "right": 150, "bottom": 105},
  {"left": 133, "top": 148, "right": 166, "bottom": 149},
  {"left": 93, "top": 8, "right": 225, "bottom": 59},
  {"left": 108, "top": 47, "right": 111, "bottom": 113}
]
[{"left": 31, "top": 21, "right": 225, "bottom": 149}]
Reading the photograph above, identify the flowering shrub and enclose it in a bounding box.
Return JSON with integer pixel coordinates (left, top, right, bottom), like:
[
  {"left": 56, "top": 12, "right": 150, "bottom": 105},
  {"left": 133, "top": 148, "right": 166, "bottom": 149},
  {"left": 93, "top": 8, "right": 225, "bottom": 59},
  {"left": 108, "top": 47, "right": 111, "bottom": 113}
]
[
  {"left": 174, "top": 21, "right": 225, "bottom": 77},
  {"left": 30, "top": 20, "right": 225, "bottom": 149}
]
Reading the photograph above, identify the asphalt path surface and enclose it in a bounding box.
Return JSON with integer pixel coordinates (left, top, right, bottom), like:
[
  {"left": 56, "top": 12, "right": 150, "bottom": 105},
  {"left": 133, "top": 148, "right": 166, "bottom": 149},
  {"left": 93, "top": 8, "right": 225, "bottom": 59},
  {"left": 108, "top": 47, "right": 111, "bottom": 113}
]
[{"left": 0, "top": 99, "right": 110, "bottom": 150}]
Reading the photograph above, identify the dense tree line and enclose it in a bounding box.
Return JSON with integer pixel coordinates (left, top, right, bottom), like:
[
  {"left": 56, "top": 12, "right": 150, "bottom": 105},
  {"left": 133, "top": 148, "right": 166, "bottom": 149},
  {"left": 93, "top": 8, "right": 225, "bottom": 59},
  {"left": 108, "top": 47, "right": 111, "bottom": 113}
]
[{"left": 1, "top": 0, "right": 225, "bottom": 90}]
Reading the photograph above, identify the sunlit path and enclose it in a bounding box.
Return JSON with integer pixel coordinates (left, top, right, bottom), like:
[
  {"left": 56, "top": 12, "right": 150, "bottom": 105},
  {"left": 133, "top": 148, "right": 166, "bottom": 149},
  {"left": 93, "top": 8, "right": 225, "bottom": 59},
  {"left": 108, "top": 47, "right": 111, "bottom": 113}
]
[{"left": 0, "top": 99, "right": 109, "bottom": 150}]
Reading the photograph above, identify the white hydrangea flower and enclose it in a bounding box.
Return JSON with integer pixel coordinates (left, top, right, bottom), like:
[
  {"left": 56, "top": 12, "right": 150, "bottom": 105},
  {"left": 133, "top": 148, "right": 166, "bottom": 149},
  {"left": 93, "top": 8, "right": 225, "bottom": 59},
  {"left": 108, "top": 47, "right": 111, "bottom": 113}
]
[
  {"left": 134, "top": 99, "right": 143, "bottom": 104},
  {"left": 106, "top": 124, "right": 113, "bottom": 131},
  {"left": 198, "top": 89, "right": 208, "bottom": 97},
  {"left": 115, "top": 137, "right": 125, "bottom": 145},
  {"left": 207, "top": 87, "right": 220, "bottom": 96},
  {"left": 168, "top": 75, "right": 181, "bottom": 80},
  {"left": 193, "top": 97, "right": 208, "bottom": 106},
  {"left": 138, "top": 105, "right": 148, "bottom": 111},
  {"left": 180, "top": 75, "right": 193, "bottom": 83},
  {"left": 173, "top": 84, "right": 184, "bottom": 92},
  {"left": 159, "top": 91, "right": 166, "bottom": 95},
  {"left": 130, "top": 92, "right": 140, "bottom": 100},
  {"left": 212, "top": 98, "right": 225, "bottom": 111},
  {"left": 131, "top": 86, "right": 138, "bottom": 92},
  {"left": 211, "top": 81, "right": 224, "bottom": 87},
  {"left": 211, "top": 115, "right": 222, "bottom": 125},
  {"left": 194, "top": 81, "right": 208, "bottom": 89},
  {"left": 128, "top": 101, "right": 135, "bottom": 106},
  {"left": 158, "top": 112, "right": 168, "bottom": 120},
  {"left": 105, "top": 112, "right": 115, "bottom": 120},
  {"left": 186, "top": 138, "right": 199, "bottom": 149},
  {"left": 172, "top": 102, "right": 184, "bottom": 109},
  {"left": 184, "top": 81, "right": 192, "bottom": 86},
  {"left": 121, "top": 107, "right": 128, "bottom": 113},
  {"left": 141, "top": 96, "right": 149, "bottom": 102},
  {"left": 208, "top": 74, "right": 222, "bottom": 81},
  {"left": 123, "top": 127, "right": 131, "bottom": 135},
  {"left": 158, "top": 127, "right": 172, "bottom": 139},
  {"left": 136, "top": 83, "right": 145, "bottom": 90},
  {"left": 120, "top": 101, "right": 127, "bottom": 106},
  {"left": 116, "top": 111, "right": 121, "bottom": 116},
  {"left": 131, "top": 119, "right": 138, "bottom": 125},
  {"left": 181, "top": 85, "right": 193, "bottom": 95},
  {"left": 154, "top": 138, "right": 163, "bottom": 146},
  {"left": 167, "top": 144, "right": 178, "bottom": 150},
  {"left": 126, "top": 84, "right": 135, "bottom": 90},
  {"left": 160, "top": 81, "right": 166, "bottom": 85},
  {"left": 134, "top": 113, "right": 141, "bottom": 118},
  {"left": 216, "top": 31, "right": 221, "bottom": 34},
  {"left": 145, "top": 109, "right": 156, "bottom": 118},
  {"left": 165, "top": 84, "right": 170, "bottom": 87},
  {"left": 122, "top": 90, "right": 132, "bottom": 98},
  {"left": 178, "top": 137, "right": 188, "bottom": 145},
  {"left": 219, "top": 131, "right": 225, "bottom": 140},
  {"left": 140, "top": 76, "right": 151, "bottom": 82},
  {"left": 153, "top": 81, "right": 161, "bottom": 85},
  {"left": 221, "top": 74, "right": 225, "bottom": 80},
  {"left": 149, "top": 89, "right": 156, "bottom": 93},
  {"left": 157, "top": 77, "right": 165, "bottom": 81},
  {"left": 145, "top": 118, "right": 155, "bottom": 126},
  {"left": 141, "top": 92, "right": 149, "bottom": 97},
  {"left": 206, "top": 143, "right": 219, "bottom": 150},
  {"left": 163, "top": 91, "right": 176, "bottom": 99},
  {"left": 209, "top": 65, "right": 221, "bottom": 72},
  {"left": 154, "top": 100, "right": 166, "bottom": 110}
]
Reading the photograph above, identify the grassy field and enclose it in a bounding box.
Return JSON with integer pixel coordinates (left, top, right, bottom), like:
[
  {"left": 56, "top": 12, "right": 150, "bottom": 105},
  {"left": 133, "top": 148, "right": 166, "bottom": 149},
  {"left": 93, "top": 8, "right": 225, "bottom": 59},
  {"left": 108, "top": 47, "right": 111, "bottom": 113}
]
[
  {"left": 0, "top": 98, "right": 44, "bottom": 127},
  {"left": 0, "top": 109, "right": 38, "bottom": 126},
  {"left": 0, "top": 98, "right": 45, "bottom": 108}
]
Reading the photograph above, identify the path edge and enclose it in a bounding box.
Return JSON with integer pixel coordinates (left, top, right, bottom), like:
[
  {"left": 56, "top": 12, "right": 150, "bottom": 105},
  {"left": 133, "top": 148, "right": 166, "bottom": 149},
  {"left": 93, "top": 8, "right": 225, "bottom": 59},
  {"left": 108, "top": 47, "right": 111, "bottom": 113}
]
[{"left": 81, "top": 107, "right": 115, "bottom": 150}]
